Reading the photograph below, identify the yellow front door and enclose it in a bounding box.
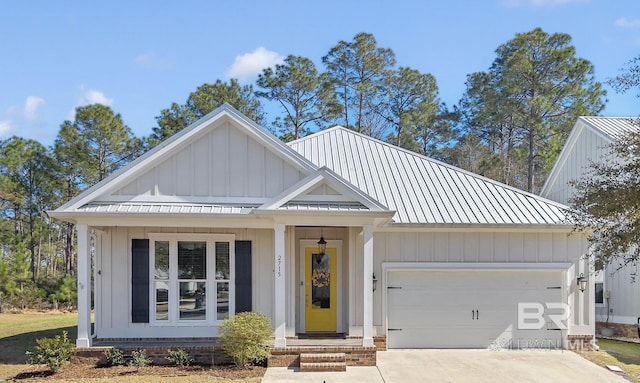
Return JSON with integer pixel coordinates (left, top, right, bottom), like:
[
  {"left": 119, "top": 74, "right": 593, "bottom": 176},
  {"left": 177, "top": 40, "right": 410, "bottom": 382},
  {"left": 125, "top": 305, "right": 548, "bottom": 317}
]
[{"left": 305, "top": 247, "right": 337, "bottom": 332}]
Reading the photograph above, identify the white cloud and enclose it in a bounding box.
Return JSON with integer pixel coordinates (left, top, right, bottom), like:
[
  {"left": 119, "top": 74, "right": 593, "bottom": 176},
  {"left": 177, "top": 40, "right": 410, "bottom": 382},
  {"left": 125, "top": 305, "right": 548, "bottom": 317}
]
[
  {"left": 0, "top": 120, "right": 12, "bottom": 137},
  {"left": 84, "top": 89, "right": 113, "bottom": 106},
  {"left": 67, "top": 86, "right": 115, "bottom": 120},
  {"left": 24, "top": 96, "right": 45, "bottom": 121},
  {"left": 503, "top": 0, "right": 587, "bottom": 7},
  {"left": 615, "top": 17, "right": 640, "bottom": 29},
  {"left": 225, "top": 47, "right": 284, "bottom": 81}
]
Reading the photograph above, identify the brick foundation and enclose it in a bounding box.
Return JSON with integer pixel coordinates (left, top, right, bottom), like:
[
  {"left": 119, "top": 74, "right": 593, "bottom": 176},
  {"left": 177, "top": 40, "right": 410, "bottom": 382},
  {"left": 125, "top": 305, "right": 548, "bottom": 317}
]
[
  {"left": 596, "top": 321, "right": 640, "bottom": 339},
  {"left": 373, "top": 336, "right": 387, "bottom": 351},
  {"left": 567, "top": 335, "right": 596, "bottom": 351}
]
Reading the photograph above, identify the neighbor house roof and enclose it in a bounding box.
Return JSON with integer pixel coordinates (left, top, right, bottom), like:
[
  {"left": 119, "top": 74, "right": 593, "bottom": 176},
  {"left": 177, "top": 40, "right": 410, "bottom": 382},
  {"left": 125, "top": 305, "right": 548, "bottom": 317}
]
[
  {"left": 540, "top": 116, "right": 639, "bottom": 199},
  {"left": 579, "top": 116, "right": 639, "bottom": 142},
  {"left": 288, "top": 127, "right": 568, "bottom": 226}
]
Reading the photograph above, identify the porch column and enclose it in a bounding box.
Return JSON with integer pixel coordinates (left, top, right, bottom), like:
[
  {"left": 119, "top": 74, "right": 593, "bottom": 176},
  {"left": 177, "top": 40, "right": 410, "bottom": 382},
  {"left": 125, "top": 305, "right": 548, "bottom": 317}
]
[
  {"left": 362, "top": 224, "right": 374, "bottom": 347},
  {"left": 274, "top": 223, "right": 286, "bottom": 347},
  {"left": 76, "top": 224, "right": 92, "bottom": 347}
]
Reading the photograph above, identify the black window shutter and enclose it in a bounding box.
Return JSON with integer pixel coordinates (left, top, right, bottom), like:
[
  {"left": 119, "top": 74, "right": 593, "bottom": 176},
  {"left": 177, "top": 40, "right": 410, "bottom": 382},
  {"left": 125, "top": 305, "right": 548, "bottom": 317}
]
[
  {"left": 235, "top": 240, "right": 252, "bottom": 313},
  {"left": 131, "top": 239, "right": 150, "bottom": 323}
]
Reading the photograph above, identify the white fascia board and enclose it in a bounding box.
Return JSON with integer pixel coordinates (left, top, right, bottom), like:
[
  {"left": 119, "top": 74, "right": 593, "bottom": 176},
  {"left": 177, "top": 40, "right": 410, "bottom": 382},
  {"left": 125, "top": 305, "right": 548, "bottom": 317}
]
[
  {"left": 382, "top": 262, "right": 574, "bottom": 272},
  {"left": 378, "top": 222, "right": 577, "bottom": 233},
  {"left": 62, "top": 213, "right": 276, "bottom": 229},
  {"left": 253, "top": 211, "right": 393, "bottom": 227}
]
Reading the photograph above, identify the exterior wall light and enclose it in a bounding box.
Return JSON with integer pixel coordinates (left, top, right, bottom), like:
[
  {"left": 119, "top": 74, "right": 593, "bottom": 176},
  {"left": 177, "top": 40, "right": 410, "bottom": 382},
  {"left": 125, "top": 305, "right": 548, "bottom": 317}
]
[
  {"left": 577, "top": 273, "right": 588, "bottom": 293},
  {"left": 317, "top": 236, "right": 327, "bottom": 255}
]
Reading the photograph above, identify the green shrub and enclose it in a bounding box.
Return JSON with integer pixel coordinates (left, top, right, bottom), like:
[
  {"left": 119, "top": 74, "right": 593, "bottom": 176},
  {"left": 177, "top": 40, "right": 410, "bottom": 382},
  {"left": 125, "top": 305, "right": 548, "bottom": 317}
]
[
  {"left": 166, "top": 348, "right": 193, "bottom": 367},
  {"left": 218, "top": 311, "right": 272, "bottom": 367},
  {"left": 129, "top": 350, "right": 152, "bottom": 368},
  {"left": 103, "top": 348, "right": 126, "bottom": 366},
  {"left": 25, "top": 331, "right": 76, "bottom": 372}
]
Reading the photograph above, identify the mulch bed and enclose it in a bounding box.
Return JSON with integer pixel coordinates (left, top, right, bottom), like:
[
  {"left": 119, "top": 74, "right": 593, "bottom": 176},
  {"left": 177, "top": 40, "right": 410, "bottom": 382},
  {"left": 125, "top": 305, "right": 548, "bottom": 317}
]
[{"left": 12, "top": 364, "right": 266, "bottom": 380}]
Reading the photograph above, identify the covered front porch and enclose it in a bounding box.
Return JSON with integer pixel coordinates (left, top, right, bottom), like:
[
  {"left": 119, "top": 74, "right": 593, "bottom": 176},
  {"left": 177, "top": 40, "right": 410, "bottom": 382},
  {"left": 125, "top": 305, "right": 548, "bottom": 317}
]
[{"left": 271, "top": 223, "right": 378, "bottom": 348}]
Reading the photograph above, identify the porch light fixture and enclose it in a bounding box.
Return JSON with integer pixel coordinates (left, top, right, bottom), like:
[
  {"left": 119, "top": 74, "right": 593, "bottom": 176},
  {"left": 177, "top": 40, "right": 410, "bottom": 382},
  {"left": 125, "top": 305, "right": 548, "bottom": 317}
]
[
  {"left": 373, "top": 273, "right": 378, "bottom": 292},
  {"left": 317, "top": 236, "right": 327, "bottom": 255},
  {"left": 577, "top": 273, "right": 588, "bottom": 293}
]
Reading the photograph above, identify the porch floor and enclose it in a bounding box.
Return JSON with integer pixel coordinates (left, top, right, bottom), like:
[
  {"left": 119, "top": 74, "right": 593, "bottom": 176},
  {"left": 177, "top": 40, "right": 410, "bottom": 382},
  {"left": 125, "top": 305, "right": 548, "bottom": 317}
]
[{"left": 281, "top": 338, "right": 363, "bottom": 347}]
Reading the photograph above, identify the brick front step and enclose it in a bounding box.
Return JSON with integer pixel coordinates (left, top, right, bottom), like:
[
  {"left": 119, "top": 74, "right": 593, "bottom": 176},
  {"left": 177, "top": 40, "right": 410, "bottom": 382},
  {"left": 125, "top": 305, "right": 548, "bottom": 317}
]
[
  {"left": 269, "top": 346, "right": 376, "bottom": 367},
  {"left": 300, "top": 352, "right": 346, "bottom": 364},
  {"left": 300, "top": 361, "right": 347, "bottom": 372}
]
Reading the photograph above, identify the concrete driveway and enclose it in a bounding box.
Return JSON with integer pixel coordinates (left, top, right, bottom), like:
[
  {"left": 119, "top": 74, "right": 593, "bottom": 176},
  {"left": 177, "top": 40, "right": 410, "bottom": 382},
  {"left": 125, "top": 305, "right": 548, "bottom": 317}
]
[{"left": 262, "top": 350, "right": 628, "bottom": 383}]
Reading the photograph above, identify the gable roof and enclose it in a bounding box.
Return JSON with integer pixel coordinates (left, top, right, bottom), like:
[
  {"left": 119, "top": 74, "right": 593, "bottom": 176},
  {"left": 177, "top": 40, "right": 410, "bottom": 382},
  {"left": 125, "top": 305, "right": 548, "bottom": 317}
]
[
  {"left": 258, "top": 166, "right": 391, "bottom": 213},
  {"left": 50, "top": 104, "right": 320, "bottom": 217},
  {"left": 288, "top": 127, "right": 568, "bottom": 226}
]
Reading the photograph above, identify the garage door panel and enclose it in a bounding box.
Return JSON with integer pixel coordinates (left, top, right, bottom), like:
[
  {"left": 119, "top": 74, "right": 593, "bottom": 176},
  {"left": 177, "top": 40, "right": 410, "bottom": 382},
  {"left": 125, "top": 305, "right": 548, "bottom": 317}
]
[
  {"left": 388, "top": 327, "right": 516, "bottom": 349},
  {"left": 387, "top": 290, "right": 477, "bottom": 308},
  {"left": 387, "top": 270, "right": 564, "bottom": 349},
  {"left": 389, "top": 309, "right": 477, "bottom": 328}
]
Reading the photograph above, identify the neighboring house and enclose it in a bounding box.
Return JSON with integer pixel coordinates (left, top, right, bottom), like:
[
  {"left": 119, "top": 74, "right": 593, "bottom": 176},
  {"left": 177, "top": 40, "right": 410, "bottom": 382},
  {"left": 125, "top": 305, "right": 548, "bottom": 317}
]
[
  {"left": 50, "top": 104, "right": 594, "bottom": 352},
  {"left": 542, "top": 116, "right": 640, "bottom": 337}
]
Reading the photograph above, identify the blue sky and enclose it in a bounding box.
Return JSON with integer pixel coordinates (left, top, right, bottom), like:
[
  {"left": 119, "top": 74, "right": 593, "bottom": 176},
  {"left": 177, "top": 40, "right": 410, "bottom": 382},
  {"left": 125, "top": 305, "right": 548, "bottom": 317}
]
[{"left": 1, "top": 0, "right": 638, "bottom": 145}]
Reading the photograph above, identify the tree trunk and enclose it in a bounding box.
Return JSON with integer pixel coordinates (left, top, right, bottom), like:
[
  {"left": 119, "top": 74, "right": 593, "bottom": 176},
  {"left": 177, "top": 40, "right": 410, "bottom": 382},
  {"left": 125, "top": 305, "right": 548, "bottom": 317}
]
[{"left": 527, "top": 128, "right": 535, "bottom": 192}]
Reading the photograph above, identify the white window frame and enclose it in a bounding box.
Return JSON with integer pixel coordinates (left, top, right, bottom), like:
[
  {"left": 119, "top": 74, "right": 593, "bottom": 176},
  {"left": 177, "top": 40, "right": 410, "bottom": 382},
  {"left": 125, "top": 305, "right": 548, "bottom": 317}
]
[
  {"left": 593, "top": 269, "right": 605, "bottom": 308},
  {"left": 148, "top": 233, "right": 235, "bottom": 326}
]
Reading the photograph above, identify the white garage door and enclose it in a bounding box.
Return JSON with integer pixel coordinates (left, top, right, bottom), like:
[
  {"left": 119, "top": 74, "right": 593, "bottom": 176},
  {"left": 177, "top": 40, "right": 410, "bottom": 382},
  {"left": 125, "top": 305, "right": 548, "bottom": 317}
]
[{"left": 387, "top": 270, "right": 564, "bottom": 349}]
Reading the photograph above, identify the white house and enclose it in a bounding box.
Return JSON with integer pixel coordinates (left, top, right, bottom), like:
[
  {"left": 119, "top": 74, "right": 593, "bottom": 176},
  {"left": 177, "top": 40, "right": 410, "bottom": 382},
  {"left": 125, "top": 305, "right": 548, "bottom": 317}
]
[
  {"left": 542, "top": 116, "right": 640, "bottom": 337},
  {"left": 50, "top": 104, "right": 594, "bottom": 353}
]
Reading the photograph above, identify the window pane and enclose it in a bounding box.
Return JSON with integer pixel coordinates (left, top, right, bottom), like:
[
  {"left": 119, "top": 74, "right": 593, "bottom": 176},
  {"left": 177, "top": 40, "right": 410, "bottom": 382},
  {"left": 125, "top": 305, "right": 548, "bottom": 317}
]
[
  {"left": 311, "top": 252, "right": 331, "bottom": 308},
  {"left": 595, "top": 282, "right": 604, "bottom": 304},
  {"left": 178, "top": 241, "right": 206, "bottom": 279},
  {"left": 217, "top": 282, "right": 229, "bottom": 320},
  {"left": 154, "top": 241, "right": 170, "bottom": 280},
  {"left": 215, "top": 242, "right": 230, "bottom": 279},
  {"left": 179, "top": 281, "right": 206, "bottom": 320},
  {"left": 155, "top": 282, "right": 169, "bottom": 321}
]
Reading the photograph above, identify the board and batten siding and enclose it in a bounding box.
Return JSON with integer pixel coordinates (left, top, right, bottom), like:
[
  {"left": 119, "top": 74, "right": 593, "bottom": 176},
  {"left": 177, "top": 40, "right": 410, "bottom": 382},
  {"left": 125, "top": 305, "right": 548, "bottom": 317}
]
[
  {"left": 602, "top": 261, "right": 640, "bottom": 324},
  {"left": 94, "top": 226, "right": 277, "bottom": 339},
  {"left": 371, "top": 231, "right": 588, "bottom": 332},
  {"left": 102, "top": 121, "right": 305, "bottom": 200},
  {"left": 543, "top": 122, "right": 611, "bottom": 205}
]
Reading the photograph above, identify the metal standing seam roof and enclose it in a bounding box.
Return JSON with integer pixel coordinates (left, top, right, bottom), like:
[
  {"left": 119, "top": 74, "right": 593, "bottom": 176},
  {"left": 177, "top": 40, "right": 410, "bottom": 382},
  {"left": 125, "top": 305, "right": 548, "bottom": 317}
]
[
  {"left": 288, "top": 127, "right": 568, "bottom": 225},
  {"left": 280, "top": 202, "right": 370, "bottom": 211},
  {"left": 77, "top": 203, "right": 258, "bottom": 215},
  {"left": 580, "top": 116, "right": 640, "bottom": 141}
]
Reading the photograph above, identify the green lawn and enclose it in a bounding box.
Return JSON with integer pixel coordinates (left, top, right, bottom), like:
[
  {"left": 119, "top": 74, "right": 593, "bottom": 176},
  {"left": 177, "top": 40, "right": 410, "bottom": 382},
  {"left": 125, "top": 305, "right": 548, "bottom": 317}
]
[
  {"left": 0, "top": 311, "right": 77, "bottom": 380},
  {"left": 0, "top": 311, "right": 78, "bottom": 364},
  {"left": 577, "top": 338, "right": 640, "bottom": 382}
]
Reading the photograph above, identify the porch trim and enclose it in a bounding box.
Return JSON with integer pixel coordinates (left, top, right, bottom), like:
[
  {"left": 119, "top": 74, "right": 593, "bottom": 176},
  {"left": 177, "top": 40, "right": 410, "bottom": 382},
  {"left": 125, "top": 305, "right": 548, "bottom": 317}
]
[
  {"left": 274, "top": 223, "right": 286, "bottom": 347},
  {"left": 77, "top": 224, "right": 92, "bottom": 347}
]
